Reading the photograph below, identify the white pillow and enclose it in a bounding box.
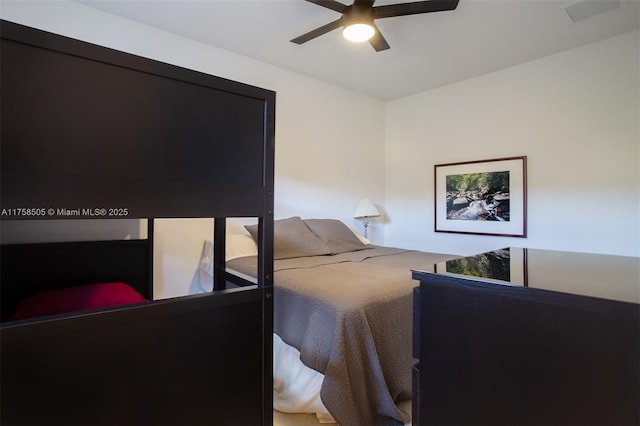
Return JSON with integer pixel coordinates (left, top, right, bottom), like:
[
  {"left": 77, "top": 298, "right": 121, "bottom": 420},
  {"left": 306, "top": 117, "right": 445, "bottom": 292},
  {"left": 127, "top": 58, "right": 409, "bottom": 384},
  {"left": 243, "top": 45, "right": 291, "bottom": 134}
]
[
  {"left": 197, "top": 240, "right": 214, "bottom": 292},
  {"left": 226, "top": 234, "right": 258, "bottom": 261},
  {"left": 195, "top": 236, "right": 258, "bottom": 293}
]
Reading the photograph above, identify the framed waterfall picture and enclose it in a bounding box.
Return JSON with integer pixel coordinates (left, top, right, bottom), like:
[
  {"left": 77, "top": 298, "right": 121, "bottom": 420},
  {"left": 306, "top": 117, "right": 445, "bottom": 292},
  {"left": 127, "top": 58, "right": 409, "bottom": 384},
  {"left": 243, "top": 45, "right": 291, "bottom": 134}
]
[{"left": 434, "top": 156, "right": 527, "bottom": 237}]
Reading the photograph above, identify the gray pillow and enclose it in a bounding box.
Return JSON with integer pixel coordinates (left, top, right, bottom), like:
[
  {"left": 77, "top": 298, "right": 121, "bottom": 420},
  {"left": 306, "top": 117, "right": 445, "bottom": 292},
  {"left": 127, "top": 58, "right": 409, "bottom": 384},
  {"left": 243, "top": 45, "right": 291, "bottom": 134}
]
[
  {"left": 245, "top": 216, "right": 331, "bottom": 260},
  {"left": 304, "top": 219, "right": 370, "bottom": 254}
]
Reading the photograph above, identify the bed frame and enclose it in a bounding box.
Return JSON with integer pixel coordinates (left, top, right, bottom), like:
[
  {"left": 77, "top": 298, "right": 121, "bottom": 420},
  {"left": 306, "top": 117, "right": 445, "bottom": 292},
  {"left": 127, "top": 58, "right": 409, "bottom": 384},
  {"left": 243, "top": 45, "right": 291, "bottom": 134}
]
[{"left": 0, "top": 20, "right": 275, "bottom": 426}]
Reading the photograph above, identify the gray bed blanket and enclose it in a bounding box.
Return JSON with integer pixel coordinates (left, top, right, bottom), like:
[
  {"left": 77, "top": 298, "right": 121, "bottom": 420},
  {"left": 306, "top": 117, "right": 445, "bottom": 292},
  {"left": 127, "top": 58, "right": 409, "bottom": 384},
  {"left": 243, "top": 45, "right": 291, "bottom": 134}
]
[{"left": 227, "top": 247, "right": 459, "bottom": 426}]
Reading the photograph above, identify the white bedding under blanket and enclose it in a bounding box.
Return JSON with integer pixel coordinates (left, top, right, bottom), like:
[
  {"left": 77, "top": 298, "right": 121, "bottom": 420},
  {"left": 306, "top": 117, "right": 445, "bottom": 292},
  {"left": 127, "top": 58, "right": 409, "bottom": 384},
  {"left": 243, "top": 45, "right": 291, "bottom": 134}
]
[{"left": 273, "top": 333, "right": 335, "bottom": 423}]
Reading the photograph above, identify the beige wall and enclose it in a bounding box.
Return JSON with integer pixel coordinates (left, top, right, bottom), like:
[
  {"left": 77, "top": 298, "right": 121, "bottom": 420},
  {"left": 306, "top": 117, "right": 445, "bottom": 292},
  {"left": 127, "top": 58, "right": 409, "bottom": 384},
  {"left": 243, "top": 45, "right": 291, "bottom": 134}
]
[{"left": 385, "top": 30, "right": 640, "bottom": 257}]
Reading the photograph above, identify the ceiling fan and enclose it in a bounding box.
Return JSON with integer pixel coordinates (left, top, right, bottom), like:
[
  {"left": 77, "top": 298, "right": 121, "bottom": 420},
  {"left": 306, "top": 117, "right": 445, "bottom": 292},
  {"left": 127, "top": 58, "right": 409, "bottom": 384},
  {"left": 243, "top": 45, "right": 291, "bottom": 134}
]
[{"left": 290, "top": 0, "right": 459, "bottom": 52}]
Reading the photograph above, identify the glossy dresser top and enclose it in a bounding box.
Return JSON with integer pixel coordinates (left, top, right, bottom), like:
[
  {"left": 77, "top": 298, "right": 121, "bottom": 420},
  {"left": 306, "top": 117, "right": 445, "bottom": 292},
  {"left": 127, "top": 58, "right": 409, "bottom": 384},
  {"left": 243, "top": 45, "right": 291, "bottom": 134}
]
[{"left": 414, "top": 247, "right": 639, "bottom": 304}]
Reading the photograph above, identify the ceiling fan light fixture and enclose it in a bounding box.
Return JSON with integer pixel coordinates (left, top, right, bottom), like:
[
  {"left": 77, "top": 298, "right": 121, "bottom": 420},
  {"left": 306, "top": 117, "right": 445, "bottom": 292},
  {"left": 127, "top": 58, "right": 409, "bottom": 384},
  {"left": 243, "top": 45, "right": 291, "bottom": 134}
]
[
  {"left": 343, "top": 23, "right": 375, "bottom": 42},
  {"left": 291, "top": 0, "right": 460, "bottom": 51}
]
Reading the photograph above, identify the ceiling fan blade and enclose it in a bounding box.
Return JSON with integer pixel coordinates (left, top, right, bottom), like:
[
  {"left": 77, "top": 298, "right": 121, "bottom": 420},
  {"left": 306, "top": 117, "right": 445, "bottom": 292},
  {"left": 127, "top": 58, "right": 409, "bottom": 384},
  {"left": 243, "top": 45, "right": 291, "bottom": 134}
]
[
  {"left": 369, "top": 22, "right": 390, "bottom": 51},
  {"left": 304, "top": 0, "right": 348, "bottom": 13},
  {"left": 353, "top": 0, "right": 375, "bottom": 6},
  {"left": 373, "top": 0, "right": 459, "bottom": 19},
  {"left": 290, "top": 18, "right": 344, "bottom": 44}
]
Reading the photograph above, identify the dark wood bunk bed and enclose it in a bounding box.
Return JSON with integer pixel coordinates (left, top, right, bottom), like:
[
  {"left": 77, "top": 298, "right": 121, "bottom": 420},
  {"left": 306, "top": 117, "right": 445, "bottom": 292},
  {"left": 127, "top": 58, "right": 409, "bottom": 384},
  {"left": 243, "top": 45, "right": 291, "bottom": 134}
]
[{"left": 0, "top": 20, "right": 275, "bottom": 426}]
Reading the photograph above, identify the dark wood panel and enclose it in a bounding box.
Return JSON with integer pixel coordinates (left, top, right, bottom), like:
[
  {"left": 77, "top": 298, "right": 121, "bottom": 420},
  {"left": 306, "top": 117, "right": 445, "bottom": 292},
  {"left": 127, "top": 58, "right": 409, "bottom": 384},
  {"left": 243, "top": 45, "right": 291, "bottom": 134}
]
[
  {"left": 1, "top": 288, "right": 265, "bottom": 426},
  {"left": 413, "top": 274, "right": 639, "bottom": 426},
  {"left": 1, "top": 175, "right": 267, "bottom": 219},
  {"left": 0, "top": 20, "right": 274, "bottom": 218}
]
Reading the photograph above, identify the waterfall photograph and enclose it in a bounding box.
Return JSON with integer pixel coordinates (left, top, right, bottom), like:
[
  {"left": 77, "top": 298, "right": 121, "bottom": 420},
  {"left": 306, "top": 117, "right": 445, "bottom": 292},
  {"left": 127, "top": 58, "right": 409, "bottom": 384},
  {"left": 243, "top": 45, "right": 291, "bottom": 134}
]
[
  {"left": 445, "top": 170, "right": 510, "bottom": 222},
  {"left": 434, "top": 156, "right": 527, "bottom": 238}
]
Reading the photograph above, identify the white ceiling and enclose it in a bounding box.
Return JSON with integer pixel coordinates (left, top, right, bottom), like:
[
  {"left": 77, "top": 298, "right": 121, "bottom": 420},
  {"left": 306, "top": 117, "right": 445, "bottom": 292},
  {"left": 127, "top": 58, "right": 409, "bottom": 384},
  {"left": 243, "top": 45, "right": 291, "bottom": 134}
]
[{"left": 78, "top": 0, "right": 639, "bottom": 101}]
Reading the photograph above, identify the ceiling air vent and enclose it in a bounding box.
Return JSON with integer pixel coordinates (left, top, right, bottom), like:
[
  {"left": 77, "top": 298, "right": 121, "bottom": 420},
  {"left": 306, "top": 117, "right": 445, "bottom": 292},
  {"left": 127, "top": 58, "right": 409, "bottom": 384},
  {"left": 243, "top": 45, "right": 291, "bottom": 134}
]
[{"left": 565, "top": 0, "right": 623, "bottom": 23}]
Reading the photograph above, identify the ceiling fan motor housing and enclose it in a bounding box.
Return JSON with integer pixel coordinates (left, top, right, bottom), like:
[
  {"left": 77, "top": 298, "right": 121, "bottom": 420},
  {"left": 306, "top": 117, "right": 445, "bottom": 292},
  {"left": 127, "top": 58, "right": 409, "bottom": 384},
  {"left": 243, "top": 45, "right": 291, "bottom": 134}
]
[{"left": 343, "top": 4, "right": 374, "bottom": 28}]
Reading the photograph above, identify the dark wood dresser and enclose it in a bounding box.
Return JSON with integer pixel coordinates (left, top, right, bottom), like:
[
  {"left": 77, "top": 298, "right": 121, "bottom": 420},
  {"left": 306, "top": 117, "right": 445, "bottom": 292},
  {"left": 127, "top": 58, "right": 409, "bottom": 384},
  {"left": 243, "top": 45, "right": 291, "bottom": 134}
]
[{"left": 412, "top": 248, "right": 639, "bottom": 426}]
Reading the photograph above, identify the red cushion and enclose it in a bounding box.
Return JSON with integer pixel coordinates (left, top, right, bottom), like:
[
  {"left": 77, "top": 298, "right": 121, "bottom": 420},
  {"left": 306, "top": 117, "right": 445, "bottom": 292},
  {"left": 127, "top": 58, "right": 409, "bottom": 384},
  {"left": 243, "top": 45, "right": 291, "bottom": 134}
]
[{"left": 11, "top": 282, "right": 147, "bottom": 320}]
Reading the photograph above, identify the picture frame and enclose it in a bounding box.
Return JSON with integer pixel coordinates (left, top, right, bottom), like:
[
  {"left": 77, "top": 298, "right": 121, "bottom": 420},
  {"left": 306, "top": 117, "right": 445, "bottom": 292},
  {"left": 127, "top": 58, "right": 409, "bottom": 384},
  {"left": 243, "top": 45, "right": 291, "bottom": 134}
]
[{"left": 434, "top": 156, "right": 527, "bottom": 237}]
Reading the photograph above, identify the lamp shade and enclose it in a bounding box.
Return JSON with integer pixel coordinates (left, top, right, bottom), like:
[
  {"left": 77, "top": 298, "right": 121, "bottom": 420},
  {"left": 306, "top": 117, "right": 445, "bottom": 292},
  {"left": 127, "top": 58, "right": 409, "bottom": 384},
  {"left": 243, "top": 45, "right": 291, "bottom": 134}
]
[{"left": 354, "top": 199, "right": 381, "bottom": 219}]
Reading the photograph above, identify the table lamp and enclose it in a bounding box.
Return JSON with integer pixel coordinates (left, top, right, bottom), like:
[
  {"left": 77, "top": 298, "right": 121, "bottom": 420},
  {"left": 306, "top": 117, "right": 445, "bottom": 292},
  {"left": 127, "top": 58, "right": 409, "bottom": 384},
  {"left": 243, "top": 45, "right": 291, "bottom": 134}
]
[{"left": 354, "top": 198, "right": 381, "bottom": 238}]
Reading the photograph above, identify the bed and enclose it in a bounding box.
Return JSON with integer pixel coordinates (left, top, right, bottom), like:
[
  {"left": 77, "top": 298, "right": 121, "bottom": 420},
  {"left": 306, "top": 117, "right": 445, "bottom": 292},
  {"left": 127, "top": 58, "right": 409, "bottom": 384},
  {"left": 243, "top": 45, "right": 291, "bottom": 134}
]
[
  {"left": 221, "top": 216, "right": 460, "bottom": 426},
  {"left": 1, "top": 19, "right": 275, "bottom": 426}
]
